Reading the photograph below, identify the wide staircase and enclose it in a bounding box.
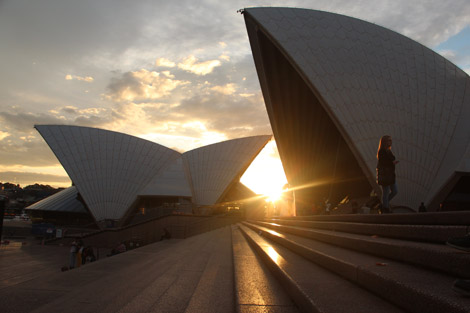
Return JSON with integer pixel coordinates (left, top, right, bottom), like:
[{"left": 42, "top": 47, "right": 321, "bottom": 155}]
[
  {"left": 238, "top": 212, "right": 470, "bottom": 312},
  {"left": 4, "top": 212, "right": 470, "bottom": 312}
]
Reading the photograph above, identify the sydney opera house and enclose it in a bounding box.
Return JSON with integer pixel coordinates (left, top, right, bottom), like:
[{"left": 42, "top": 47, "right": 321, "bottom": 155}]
[
  {"left": 243, "top": 7, "right": 470, "bottom": 212},
  {"left": 27, "top": 125, "right": 271, "bottom": 228},
  {"left": 28, "top": 7, "right": 470, "bottom": 223}
]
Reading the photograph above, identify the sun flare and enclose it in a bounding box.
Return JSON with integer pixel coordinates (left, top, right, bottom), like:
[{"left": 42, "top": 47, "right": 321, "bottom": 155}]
[
  {"left": 265, "top": 188, "right": 284, "bottom": 203},
  {"left": 241, "top": 140, "right": 287, "bottom": 201}
]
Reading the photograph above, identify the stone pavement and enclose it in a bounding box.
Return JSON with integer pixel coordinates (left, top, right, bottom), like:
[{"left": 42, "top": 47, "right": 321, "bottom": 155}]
[
  {"left": 0, "top": 226, "right": 237, "bottom": 313},
  {"left": 0, "top": 239, "right": 70, "bottom": 288}
]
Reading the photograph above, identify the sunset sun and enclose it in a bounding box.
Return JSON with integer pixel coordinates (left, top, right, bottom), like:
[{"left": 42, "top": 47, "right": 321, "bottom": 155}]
[
  {"left": 265, "top": 188, "right": 283, "bottom": 203},
  {"left": 241, "top": 140, "right": 287, "bottom": 202}
]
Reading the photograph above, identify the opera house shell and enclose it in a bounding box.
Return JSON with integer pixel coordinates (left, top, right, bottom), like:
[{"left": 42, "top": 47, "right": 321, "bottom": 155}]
[
  {"left": 243, "top": 7, "right": 470, "bottom": 212},
  {"left": 31, "top": 125, "right": 271, "bottom": 227}
]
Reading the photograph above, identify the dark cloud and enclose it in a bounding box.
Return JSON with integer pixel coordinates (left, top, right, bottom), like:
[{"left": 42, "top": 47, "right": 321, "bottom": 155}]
[
  {"left": 103, "top": 53, "right": 270, "bottom": 139},
  {"left": 61, "top": 107, "right": 79, "bottom": 115},
  {"left": 0, "top": 109, "right": 117, "bottom": 134},
  {"left": 106, "top": 72, "right": 144, "bottom": 102},
  {"left": 175, "top": 93, "right": 271, "bottom": 138},
  {"left": 0, "top": 111, "right": 65, "bottom": 134}
]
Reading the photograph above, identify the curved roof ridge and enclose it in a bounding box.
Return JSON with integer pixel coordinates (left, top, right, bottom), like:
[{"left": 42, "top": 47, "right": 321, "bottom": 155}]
[
  {"left": 183, "top": 134, "right": 272, "bottom": 154},
  {"left": 34, "top": 124, "right": 182, "bottom": 155}
]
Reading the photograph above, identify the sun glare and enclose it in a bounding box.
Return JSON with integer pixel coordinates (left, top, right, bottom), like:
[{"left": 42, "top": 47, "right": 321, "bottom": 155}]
[
  {"left": 265, "top": 187, "right": 284, "bottom": 203},
  {"left": 241, "top": 140, "right": 287, "bottom": 202}
]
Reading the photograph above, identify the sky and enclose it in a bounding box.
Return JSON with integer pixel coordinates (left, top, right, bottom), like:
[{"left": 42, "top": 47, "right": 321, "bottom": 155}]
[{"left": 0, "top": 0, "right": 469, "bottom": 196}]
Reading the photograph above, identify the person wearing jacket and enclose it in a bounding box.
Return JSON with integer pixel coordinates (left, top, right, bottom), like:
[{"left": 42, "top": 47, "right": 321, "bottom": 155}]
[{"left": 376, "top": 135, "right": 399, "bottom": 213}]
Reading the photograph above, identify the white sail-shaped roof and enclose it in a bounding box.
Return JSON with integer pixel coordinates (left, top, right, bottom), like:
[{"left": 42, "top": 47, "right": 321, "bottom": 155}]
[
  {"left": 26, "top": 186, "right": 87, "bottom": 214},
  {"left": 35, "top": 125, "right": 180, "bottom": 221},
  {"left": 139, "top": 157, "right": 192, "bottom": 197},
  {"left": 182, "top": 135, "right": 272, "bottom": 205},
  {"left": 35, "top": 125, "right": 272, "bottom": 223},
  {"left": 244, "top": 7, "right": 470, "bottom": 210}
]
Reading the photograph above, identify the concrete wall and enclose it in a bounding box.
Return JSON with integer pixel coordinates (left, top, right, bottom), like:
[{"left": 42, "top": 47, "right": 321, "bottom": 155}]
[{"left": 59, "top": 214, "right": 241, "bottom": 249}]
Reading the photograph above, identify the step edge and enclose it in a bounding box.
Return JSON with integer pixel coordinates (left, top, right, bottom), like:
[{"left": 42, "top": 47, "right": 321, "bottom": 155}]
[
  {"left": 252, "top": 221, "right": 470, "bottom": 278},
  {"left": 242, "top": 222, "right": 470, "bottom": 313}
]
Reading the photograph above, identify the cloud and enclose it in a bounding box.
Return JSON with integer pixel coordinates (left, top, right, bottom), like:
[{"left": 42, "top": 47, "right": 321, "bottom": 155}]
[
  {"left": 0, "top": 111, "right": 64, "bottom": 133},
  {"left": 56, "top": 106, "right": 110, "bottom": 121},
  {"left": 65, "top": 74, "right": 94, "bottom": 82},
  {"left": 219, "top": 54, "right": 230, "bottom": 62},
  {"left": 0, "top": 131, "right": 10, "bottom": 141},
  {"left": 0, "top": 135, "right": 59, "bottom": 167},
  {"left": 331, "top": 0, "right": 470, "bottom": 47},
  {"left": 60, "top": 106, "right": 80, "bottom": 115},
  {"left": 436, "top": 48, "right": 470, "bottom": 74},
  {"left": 101, "top": 54, "right": 270, "bottom": 142},
  {"left": 438, "top": 49, "right": 457, "bottom": 60},
  {"left": 0, "top": 107, "right": 117, "bottom": 133},
  {"left": 173, "top": 92, "right": 271, "bottom": 138},
  {"left": 105, "top": 69, "right": 189, "bottom": 102},
  {"left": 0, "top": 108, "right": 121, "bottom": 168},
  {"left": 155, "top": 57, "right": 176, "bottom": 67},
  {"left": 178, "top": 55, "right": 222, "bottom": 75},
  {"left": 1, "top": 0, "right": 469, "bottom": 188},
  {"left": 210, "top": 83, "right": 237, "bottom": 95},
  {"left": 73, "top": 114, "right": 113, "bottom": 127},
  {"left": 161, "top": 71, "right": 174, "bottom": 78}
]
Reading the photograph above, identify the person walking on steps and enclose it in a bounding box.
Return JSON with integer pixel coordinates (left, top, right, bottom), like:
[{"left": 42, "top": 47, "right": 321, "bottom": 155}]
[{"left": 376, "top": 135, "right": 399, "bottom": 214}]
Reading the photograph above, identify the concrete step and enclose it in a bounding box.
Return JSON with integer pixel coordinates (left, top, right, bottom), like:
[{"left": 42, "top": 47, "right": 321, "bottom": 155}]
[
  {"left": 266, "top": 218, "right": 468, "bottom": 243},
  {"left": 238, "top": 224, "right": 404, "bottom": 313},
  {"left": 252, "top": 220, "right": 470, "bottom": 278},
  {"left": 281, "top": 211, "right": 470, "bottom": 225},
  {"left": 242, "top": 222, "right": 470, "bottom": 313},
  {"left": 231, "top": 224, "right": 299, "bottom": 312}
]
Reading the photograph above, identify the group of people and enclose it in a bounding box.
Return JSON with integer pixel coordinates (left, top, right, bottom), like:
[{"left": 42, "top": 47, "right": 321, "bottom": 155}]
[
  {"left": 69, "top": 239, "right": 96, "bottom": 269},
  {"left": 108, "top": 242, "right": 127, "bottom": 256}
]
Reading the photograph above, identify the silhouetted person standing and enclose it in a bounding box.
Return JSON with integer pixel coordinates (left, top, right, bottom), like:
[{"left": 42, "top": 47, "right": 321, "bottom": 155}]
[
  {"left": 376, "top": 135, "right": 399, "bottom": 213},
  {"left": 160, "top": 228, "right": 171, "bottom": 241},
  {"left": 69, "top": 240, "right": 77, "bottom": 269},
  {"left": 419, "top": 202, "right": 427, "bottom": 212}
]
